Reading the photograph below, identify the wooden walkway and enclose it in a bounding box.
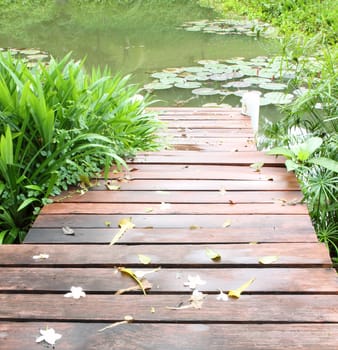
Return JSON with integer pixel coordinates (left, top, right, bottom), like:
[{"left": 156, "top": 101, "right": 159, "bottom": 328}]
[{"left": 1, "top": 107, "right": 337, "bottom": 349}]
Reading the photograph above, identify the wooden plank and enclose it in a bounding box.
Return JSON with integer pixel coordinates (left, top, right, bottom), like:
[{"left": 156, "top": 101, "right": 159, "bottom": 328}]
[
  {"left": 32, "top": 214, "right": 314, "bottom": 231},
  {"left": 24, "top": 227, "right": 319, "bottom": 244},
  {"left": 1, "top": 294, "right": 338, "bottom": 322},
  {"left": 107, "top": 165, "right": 298, "bottom": 181},
  {"left": 164, "top": 120, "right": 251, "bottom": 129},
  {"left": 0, "top": 243, "right": 331, "bottom": 267},
  {"left": 1, "top": 322, "right": 337, "bottom": 350},
  {"left": 1, "top": 268, "right": 337, "bottom": 293},
  {"left": 73, "top": 179, "right": 300, "bottom": 191},
  {"left": 133, "top": 151, "right": 285, "bottom": 165},
  {"left": 161, "top": 129, "right": 254, "bottom": 137},
  {"left": 53, "top": 190, "right": 303, "bottom": 204}
]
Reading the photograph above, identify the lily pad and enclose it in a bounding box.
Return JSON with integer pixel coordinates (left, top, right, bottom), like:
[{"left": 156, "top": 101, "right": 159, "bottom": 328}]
[
  {"left": 151, "top": 72, "right": 177, "bottom": 79},
  {"left": 175, "top": 81, "right": 201, "bottom": 89},
  {"left": 260, "top": 92, "right": 294, "bottom": 106},
  {"left": 144, "top": 82, "right": 173, "bottom": 90},
  {"left": 243, "top": 77, "right": 271, "bottom": 84},
  {"left": 192, "top": 88, "right": 220, "bottom": 96},
  {"left": 223, "top": 81, "right": 252, "bottom": 88},
  {"left": 258, "top": 82, "right": 287, "bottom": 90},
  {"left": 198, "top": 59, "right": 219, "bottom": 65}
]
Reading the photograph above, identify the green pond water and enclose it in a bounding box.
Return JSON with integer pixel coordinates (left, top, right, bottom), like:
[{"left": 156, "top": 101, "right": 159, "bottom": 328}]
[{"left": 0, "top": 0, "right": 284, "bottom": 120}]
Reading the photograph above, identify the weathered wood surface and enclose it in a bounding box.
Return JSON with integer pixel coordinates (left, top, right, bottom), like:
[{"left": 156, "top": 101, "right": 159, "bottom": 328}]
[{"left": 1, "top": 107, "right": 337, "bottom": 350}]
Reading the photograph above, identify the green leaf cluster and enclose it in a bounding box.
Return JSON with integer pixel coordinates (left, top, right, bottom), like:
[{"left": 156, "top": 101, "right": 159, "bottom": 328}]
[{"left": 0, "top": 52, "right": 162, "bottom": 243}]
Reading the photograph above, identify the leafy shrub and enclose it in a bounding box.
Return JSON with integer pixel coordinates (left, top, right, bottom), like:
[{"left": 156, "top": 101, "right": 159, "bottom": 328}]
[{"left": 0, "top": 52, "right": 162, "bottom": 243}]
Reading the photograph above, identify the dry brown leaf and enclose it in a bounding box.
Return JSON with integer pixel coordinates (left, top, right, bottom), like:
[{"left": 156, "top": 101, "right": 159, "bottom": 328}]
[
  {"left": 115, "top": 280, "right": 153, "bottom": 295},
  {"left": 118, "top": 267, "right": 148, "bottom": 295},
  {"left": 205, "top": 248, "right": 221, "bottom": 262},
  {"left": 98, "top": 315, "right": 134, "bottom": 332},
  {"left": 190, "top": 225, "right": 201, "bottom": 230}
]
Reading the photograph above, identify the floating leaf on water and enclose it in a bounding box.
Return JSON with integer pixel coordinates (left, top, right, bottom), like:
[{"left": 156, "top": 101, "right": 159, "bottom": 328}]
[
  {"left": 20, "top": 49, "right": 41, "bottom": 55},
  {"left": 250, "top": 162, "right": 264, "bottom": 172},
  {"left": 184, "top": 66, "right": 208, "bottom": 73},
  {"left": 223, "top": 81, "right": 252, "bottom": 88},
  {"left": 151, "top": 72, "right": 177, "bottom": 79},
  {"left": 62, "top": 226, "right": 75, "bottom": 235},
  {"left": 174, "top": 81, "right": 201, "bottom": 89},
  {"left": 144, "top": 82, "right": 173, "bottom": 90},
  {"left": 198, "top": 59, "right": 219, "bottom": 65},
  {"left": 192, "top": 88, "right": 220, "bottom": 96},
  {"left": 243, "top": 77, "right": 271, "bottom": 84},
  {"left": 258, "top": 82, "right": 287, "bottom": 90},
  {"left": 260, "top": 92, "right": 294, "bottom": 106},
  {"left": 160, "top": 77, "right": 185, "bottom": 85},
  {"left": 209, "top": 73, "right": 233, "bottom": 81},
  {"left": 205, "top": 248, "right": 221, "bottom": 261},
  {"left": 138, "top": 254, "right": 152, "bottom": 265},
  {"left": 259, "top": 255, "right": 279, "bottom": 264},
  {"left": 228, "top": 278, "right": 255, "bottom": 299}
]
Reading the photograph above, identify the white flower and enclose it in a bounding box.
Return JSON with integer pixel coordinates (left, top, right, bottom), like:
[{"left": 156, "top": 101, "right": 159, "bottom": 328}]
[
  {"left": 216, "top": 289, "right": 228, "bottom": 301},
  {"left": 184, "top": 275, "right": 206, "bottom": 289},
  {"left": 32, "top": 253, "right": 49, "bottom": 260},
  {"left": 160, "top": 202, "right": 171, "bottom": 210},
  {"left": 36, "top": 328, "right": 62, "bottom": 345},
  {"left": 64, "top": 286, "right": 86, "bottom": 299}
]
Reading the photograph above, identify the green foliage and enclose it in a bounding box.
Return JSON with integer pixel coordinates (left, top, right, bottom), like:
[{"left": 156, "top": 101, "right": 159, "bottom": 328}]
[{"left": 0, "top": 52, "right": 162, "bottom": 243}]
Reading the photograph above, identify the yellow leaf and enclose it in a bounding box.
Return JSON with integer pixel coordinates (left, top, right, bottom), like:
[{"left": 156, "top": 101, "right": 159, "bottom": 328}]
[
  {"left": 228, "top": 278, "right": 255, "bottom": 299},
  {"left": 144, "top": 207, "right": 154, "bottom": 213},
  {"left": 222, "top": 220, "right": 232, "bottom": 228},
  {"left": 259, "top": 255, "right": 278, "bottom": 264},
  {"left": 105, "top": 181, "right": 120, "bottom": 191},
  {"left": 104, "top": 221, "right": 111, "bottom": 227},
  {"left": 118, "top": 267, "right": 147, "bottom": 295},
  {"left": 205, "top": 248, "right": 221, "bottom": 261},
  {"left": 138, "top": 254, "right": 152, "bottom": 265},
  {"left": 150, "top": 307, "right": 155, "bottom": 313},
  {"left": 190, "top": 225, "right": 200, "bottom": 230},
  {"left": 250, "top": 162, "right": 264, "bottom": 172},
  {"left": 109, "top": 218, "right": 135, "bottom": 246}
]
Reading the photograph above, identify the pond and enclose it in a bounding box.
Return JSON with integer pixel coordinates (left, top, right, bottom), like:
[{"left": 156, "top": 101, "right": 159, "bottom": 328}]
[{"left": 0, "top": 0, "right": 288, "bottom": 121}]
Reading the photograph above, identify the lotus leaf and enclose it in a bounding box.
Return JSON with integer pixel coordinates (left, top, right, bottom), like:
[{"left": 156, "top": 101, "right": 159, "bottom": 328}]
[
  {"left": 223, "top": 81, "right": 252, "bottom": 88},
  {"left": 243, "top": 77, "right": 271, "bottom": 84},
  {"left": 192, "top": 88, "right": 220, "bottom": 96},
  {"left": 175, "top": 81, "right": 201, "bottom": 89},
  {"left": 144, "top": 82, "right": 173, "bottom": 90},
  {"left": 151, "top": 72, "right": 177, "bottom": 79},
  {"left": 260, "top": 92, "right": 294, "bottom": 106},
  {"left": 258, "top": 82, "right": 287, "bottom": 90}
]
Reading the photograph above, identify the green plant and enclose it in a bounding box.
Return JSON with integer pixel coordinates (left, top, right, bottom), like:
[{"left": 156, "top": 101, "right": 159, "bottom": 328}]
[{"left": 0, "top": 52, "right": 162, "bottom": 243}]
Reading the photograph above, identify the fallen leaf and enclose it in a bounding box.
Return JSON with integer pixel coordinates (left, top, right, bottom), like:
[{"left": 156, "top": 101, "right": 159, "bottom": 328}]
[
  {"left": 98, "top": 316, "right": 134, "bottom": 332},
  {"left": 249, "top": 242, "right": 258, "bottom": 245},
  {"left": 109, "top": 218, "right": 135, "bottom": 246},
  {"left": 36, "top": 328, "right": 62, "bottom": 346},
  {"left": 138, "top": 254, "right": 152, "bottom": 265},
  {"left": 144, "top": 207, "right": 154, "bottom": 213},
  {"left": 190, "top": 225, "right": 201, "bottom": 230},
  {"left": 104, "top": 221, "right": 111, "bottom": 227},
  {"left": 228, "top": 200, "right": 235, "bottom": 205},
  {"left": 62, "top": 226, "right": 75, "bottom": 235},
  {"left": 205, "top": 248, "right": 221, "bottom": 261},
  {"left": 105, "top": 181, "right": 120, "bottom": 191},
  {"left": 115, "top": 280, "right": 153, "bottom": 295},
  {"left": 259, "top": 255, "right": 279, "bottom": 264},
  {"left": 228, "top": 278, "right": 255, "bottom": 299},
  {"left": 150, "top": 307, "right": 156, "bottom": 313},
  {"left": 184, "top": 275, "right": 206, "bottom": 289},
  {"left": 118, "top": 267, "right": 147, "bottom": 295},
  {"left": 222, "top": 220, "right": 232, "bottom": 228},
  {"left": 250, "top": 162, "right": 264, "bottom": 172},
  {"left": 166, "top": 290, "right": 207, "bottom": 310},
  {"left": 32, "top": 253, "right": 49, "bottom": 260}
]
